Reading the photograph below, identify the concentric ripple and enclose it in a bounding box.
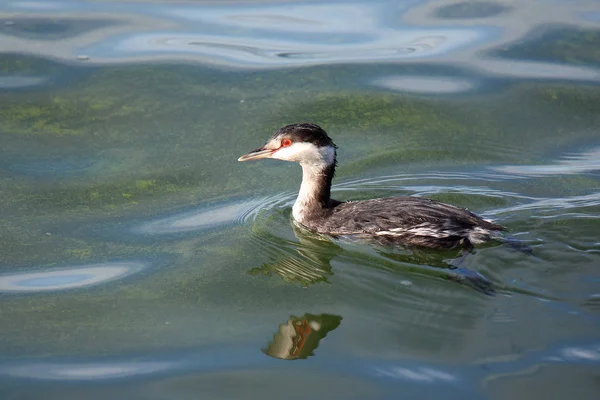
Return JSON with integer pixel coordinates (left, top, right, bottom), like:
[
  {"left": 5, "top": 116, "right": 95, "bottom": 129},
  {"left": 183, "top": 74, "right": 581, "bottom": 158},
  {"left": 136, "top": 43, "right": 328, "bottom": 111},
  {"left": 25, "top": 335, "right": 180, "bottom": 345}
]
[
  {"left": 242, "top": 170, "right": 528, "bottom": 294},
  {"left": 135, "top": 194, "right": 293, "bottom": 235}
]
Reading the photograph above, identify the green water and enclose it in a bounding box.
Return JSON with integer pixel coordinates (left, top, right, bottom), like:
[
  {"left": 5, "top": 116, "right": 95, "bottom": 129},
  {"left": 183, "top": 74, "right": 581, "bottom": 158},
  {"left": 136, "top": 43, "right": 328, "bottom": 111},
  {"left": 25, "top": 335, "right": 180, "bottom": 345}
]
[{"left": 1, "top": 1, "right": 600, "bottom": 399}]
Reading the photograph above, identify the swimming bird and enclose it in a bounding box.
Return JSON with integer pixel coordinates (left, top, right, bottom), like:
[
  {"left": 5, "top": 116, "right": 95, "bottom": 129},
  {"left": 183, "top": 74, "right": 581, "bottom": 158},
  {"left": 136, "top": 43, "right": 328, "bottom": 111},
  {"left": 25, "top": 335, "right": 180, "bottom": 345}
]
[{"left": 238, "top": 123, "right": 506, "bottom": 250}]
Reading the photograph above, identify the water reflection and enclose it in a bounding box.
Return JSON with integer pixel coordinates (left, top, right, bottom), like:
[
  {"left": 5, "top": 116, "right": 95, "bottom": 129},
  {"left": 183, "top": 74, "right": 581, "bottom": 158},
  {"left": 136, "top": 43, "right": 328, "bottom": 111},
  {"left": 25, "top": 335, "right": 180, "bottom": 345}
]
[
  {"left": 559, "top": 345, "right": 600, "bottom": 362},
  {"left": 112, "top": 29, "right": 480, "bottom": 67},
  {"left": 473, "top": 59, "right": 600, "bottom": 81},
  {"left": 248, "top": 222, "right": 339, "bottom": 286},
  {"left": 263, "top": 313, "right": 342, "bottom": 360},
  {"left": 0, "top": 0, "right": 597, "bottom": 86},
  {"left": 373, "top": 75, "right": 477, "bottom": 94},
  {"left": 249, "top": 209, "right": 499, "bottom": 295},
  {"left": 0, "top": 262, "right": 144, "bottom": 293},
  {"left": 493, "top": 146, "right": 600, "bottom": 176},
  {"left": 374, "top": 365, "right": 457, "bottom": 383},
  {"left": 123, "top": 2, "right": 484, "bottom": 66},
  {"left": 490, "top": 192, "right": 600, "bottom": 215},
  {"left": 4, "top": 360, "right": 174, "bottom": 380},
  {"left": 1, "top": 338, "right": 598, "bottom": 385},
  {"left": 478, "top": 341, "right": 600, "bottom": 388},
  {"left": 2, "top": 0, "right": 484, "bottom": 67},
  {"left": 375, "top": 246, "right": 497, "bottom": 295},
  {"left": 136, "top": 198, "right": 272, "bottom": 234},
  {"left": 335, "top": 171, "right": 530, "bottom": 192},
  {"left": 1, "top": 17, "right": 117, "bottom": 40}
]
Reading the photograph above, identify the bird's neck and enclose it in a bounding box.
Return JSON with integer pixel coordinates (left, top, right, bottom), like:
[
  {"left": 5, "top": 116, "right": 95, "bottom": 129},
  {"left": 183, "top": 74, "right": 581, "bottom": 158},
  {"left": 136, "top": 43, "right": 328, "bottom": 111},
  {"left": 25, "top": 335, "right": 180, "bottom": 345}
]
[{"left": 292, "top": 160, "right": 336, "bottom": 224}]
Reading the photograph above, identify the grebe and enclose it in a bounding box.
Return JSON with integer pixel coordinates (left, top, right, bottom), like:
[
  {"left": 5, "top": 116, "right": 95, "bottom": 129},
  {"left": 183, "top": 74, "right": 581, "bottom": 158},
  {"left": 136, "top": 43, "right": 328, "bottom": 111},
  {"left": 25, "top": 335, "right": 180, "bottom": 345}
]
[{"left": 238, "top": 123, "right": 506, "bottom": 250}]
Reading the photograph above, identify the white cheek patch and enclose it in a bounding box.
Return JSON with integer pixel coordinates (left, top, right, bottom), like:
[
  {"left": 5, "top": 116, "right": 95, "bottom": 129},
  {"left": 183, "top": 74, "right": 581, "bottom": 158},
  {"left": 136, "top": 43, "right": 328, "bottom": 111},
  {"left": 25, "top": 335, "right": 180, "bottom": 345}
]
[
  {"left": 271, "top": 142, "right": 316, "bottom": 162},
  {"left": 272, "top": 142, "right": 335, "bottom": 166}
]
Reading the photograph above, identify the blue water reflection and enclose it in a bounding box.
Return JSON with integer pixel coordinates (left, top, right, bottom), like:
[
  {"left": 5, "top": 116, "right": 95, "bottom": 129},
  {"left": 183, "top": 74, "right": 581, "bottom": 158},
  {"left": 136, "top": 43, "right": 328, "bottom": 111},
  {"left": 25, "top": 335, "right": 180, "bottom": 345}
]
[
  {"left": 136, "top": 195, "right": 292, "bottom": 235},
  {"left": 1, "top": 338, "right": 598, "bottom": 387},
  {"left": 0, "top": 262, "right": 145, "bottom": 293},
  {"left": 1, "top": 0, "right": 598, "bottom": 85},
  {"left": 373, "top": 365, "right": 457, "bottom": 383},
  {"left": 494, "top": 146, "right": 600, "bottom": 176},
  {"left": 3, "top": 360, "right": 175, "bottom": 381},
  {"left": 373, "top": 75, "right": 477, "bottom": 94},
  {"left": 0, "top": 1, "right": 489, "bottom": 69}
]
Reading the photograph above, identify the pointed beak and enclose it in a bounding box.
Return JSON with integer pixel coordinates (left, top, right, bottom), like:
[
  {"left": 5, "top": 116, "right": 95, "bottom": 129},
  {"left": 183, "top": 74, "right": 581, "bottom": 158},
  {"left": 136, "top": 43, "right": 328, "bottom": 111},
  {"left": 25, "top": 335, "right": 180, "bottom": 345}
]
[{"left": 237, "top": 147, "right": 274, "bottom": 162}]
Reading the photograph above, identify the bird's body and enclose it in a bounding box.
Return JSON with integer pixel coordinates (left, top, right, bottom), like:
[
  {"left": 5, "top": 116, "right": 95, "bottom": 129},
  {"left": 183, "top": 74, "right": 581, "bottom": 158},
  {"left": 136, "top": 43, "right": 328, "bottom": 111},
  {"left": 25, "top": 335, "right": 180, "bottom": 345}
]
[
  {"left": 238, "top": 123, "right": 506, "bottom": 250},
  {"left": 296, "top": 196, "right": 504, "bottom": 249}
]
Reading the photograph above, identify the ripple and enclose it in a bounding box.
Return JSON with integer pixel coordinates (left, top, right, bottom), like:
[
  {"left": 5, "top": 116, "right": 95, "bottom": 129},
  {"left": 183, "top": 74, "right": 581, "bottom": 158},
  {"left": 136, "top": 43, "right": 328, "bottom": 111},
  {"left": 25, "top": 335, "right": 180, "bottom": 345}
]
[
  {"left": 372, "top": 75, "right": 477, "bottom": 94},
  {"left": 3, "top": 0, "right": 598, "bottom": 83},
  {"left": 2, "top": 339, "right": 599, "bottom": 394},
  {"left": 0, "top": 262, "right": 145, "bottom": 293},
  {"left": 4, "top": 360, "right": 175, "bottom": 380},
  {"left": 137, "top": 200, "right": 258, "bottom": 234},
  {"left": 243, "top": 170, "right": 530, "bottom": 293},
  {"left": 110, "top": 30, "right": 481, "bottom": 68},
  {"left": 493, "top": 146, "right": 600, "bottom": 176},
  {"left": 246, "top": 208, "right": 338, "bottom": 286},
  {"left": 168, "top": 3, "right": 372, "bottom": 32},
  {"left": 336, "top": 171, "right": 513, "bottom": 187},
  {"left": 374, "top": 366, "right": 457, "bottom": 382},
  {"left": 557, "top": 345, "right": 600, "bottom": 362},
  {"left": 136, "top": 195, "right": 292, "bottom": 235},
  {"left": 0, "top": 1, "right": 489, "bottom": 70},
  {"left": 490, "top": 192, "right": 600, "bottom": 216},
  {"left": 0, "top": 16, "right": 118, "bottom": 41},
  {"left": 472, "top": 59, "right": 600, "bottom": 82},
  {"left": 334, "top": 171, "right": 532, "bottom": 203}
]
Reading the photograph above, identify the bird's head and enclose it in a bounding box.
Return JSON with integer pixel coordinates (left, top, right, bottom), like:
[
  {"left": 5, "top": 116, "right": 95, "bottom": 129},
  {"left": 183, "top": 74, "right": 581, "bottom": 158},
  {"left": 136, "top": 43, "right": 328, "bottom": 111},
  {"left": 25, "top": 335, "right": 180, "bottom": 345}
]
[{"left": 238, "top": 123, "right": 337, "bottom": 167}]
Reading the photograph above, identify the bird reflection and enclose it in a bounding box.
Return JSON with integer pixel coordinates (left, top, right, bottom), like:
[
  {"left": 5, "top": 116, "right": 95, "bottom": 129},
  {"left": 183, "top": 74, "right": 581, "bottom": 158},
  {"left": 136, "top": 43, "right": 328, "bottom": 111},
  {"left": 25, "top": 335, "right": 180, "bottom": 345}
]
[
  {"left": 248, "top": 222, "right": 341, "bottom": 286},
  {"left": 263, "top": 313, "right": 342, "bottom": 360},
  {"left": 249, "top": 219, "right": 497, "bottom": 295},
  {"left": 376, "top": 245, "right": 496, "bottom": 295}
]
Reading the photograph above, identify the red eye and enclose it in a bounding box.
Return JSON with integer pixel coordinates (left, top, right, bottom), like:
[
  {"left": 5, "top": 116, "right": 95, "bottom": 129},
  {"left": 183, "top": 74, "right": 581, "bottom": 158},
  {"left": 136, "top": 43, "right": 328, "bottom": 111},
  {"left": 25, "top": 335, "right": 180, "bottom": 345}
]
[{"left": 281, "top": 138, "right": 292, "bottom": 147}]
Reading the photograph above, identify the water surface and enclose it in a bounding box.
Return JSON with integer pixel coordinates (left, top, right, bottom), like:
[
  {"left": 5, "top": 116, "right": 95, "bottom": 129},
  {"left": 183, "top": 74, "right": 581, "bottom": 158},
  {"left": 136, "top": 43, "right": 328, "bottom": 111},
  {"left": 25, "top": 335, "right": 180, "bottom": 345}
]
[{"left": 1, "top": 0, "right": 600, "bottom": 399}]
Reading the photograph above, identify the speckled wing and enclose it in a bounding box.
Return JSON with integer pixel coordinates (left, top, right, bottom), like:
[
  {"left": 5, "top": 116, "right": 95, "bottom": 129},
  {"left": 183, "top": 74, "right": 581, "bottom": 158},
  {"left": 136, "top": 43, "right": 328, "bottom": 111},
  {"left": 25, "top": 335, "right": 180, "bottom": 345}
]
[{"left": 323, "top": 196, "right": 506, "bottom": 248}]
